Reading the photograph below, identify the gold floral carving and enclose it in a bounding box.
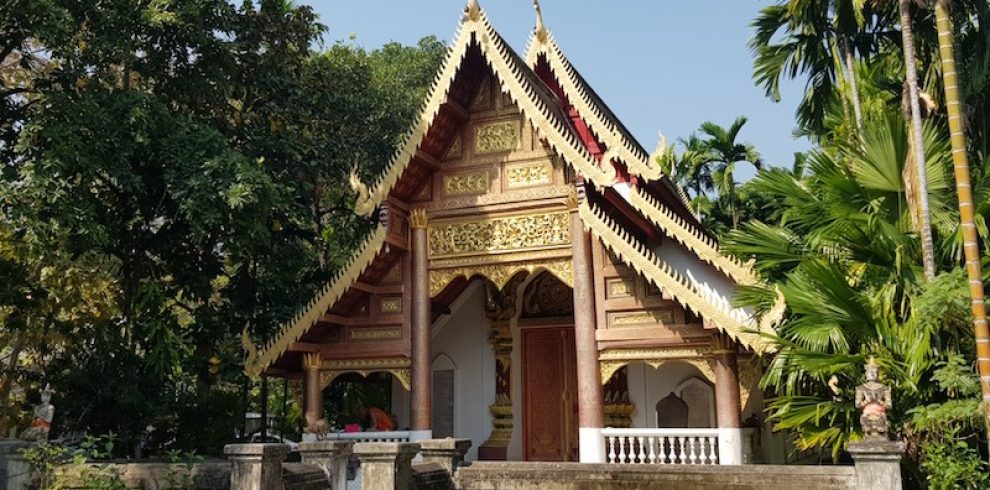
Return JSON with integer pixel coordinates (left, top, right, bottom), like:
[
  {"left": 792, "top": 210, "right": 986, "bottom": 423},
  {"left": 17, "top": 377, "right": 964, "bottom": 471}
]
[
  {"left": 380, "top": 297, "right": 401, "bottom": 314},
  {"left": 738, "top": 359, "right": 761, "bottom": 410},
  {"left": 428, "top": 212, "right": 570, "bottom": 258},
  {"left": 409, "top": 208, "right": 428, "bottom": 229},
  {"left": 444, "top": 170, "right": 490, "bottom": 196},
  {"left": 444, "top": 135, "right": 462, "bottom": 160},
  {"left": 349, "top": 327, "right": 401, "bottom": 341},
  {"left": 608, "top": 310, "right": 674, "bottom": 327},
  {"left": 471, "top": 77, "right": 491, "bottom": 110},
  {"left": 303, "top": 352, "right": 322, "bottom": 370},
  {"left": 318, "top": 357, "right": 411, "bottom": 391},
  {"left": 605, "top": 277, "right": 635, "bottom": 298},
  {"left": 429, "top": 258, "right": 573, "bottom": 297},
  {"left": 598, "top": 348, "right": 713, "bottom": 383},
  {"left": 474, "top": 120, "right": 520, "bottom": 154},
  {"left": 506, "top": 161, "right": 551, "bottom": 188}
]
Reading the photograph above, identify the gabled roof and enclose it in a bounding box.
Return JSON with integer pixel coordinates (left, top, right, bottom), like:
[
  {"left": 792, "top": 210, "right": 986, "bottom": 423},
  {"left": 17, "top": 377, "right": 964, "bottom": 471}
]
[
  {"left": 524, "top": 29, "right": 662, "bottom": 181},
  {"left": 245, "top": 2, "right": 785, "bottom": 376},
  {"left": 578, "top": 201, "right": 779, "bottom": 353},
  {"left": 244, "top": 226, "right": 389, "bottom": 376},
  {"left": 351, "top": 2, "right": 621, "bottom": 216}
]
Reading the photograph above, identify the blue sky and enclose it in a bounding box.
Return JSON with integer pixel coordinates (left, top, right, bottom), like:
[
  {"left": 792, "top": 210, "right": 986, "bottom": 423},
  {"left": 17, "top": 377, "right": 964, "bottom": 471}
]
[{"left": 305, "top": 1, "right": 809, "bottom": 178}]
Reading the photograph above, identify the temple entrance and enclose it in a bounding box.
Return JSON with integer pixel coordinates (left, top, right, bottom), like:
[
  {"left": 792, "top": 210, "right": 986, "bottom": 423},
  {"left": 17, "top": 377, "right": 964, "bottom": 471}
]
[{"left": 521, "top": 325, "right": 578, "bottom": 461}]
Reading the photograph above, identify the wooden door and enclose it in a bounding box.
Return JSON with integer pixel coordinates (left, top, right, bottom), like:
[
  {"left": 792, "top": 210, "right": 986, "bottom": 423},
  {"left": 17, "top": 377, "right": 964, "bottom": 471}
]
[{"left": 522, "top": 326, "right": 578, "bottom": 461}]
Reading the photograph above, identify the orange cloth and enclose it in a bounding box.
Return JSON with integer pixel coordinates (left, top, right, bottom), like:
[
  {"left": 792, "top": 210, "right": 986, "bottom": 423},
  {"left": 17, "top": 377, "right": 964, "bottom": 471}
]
[
  {"left": 29, "top": 418, "right": 51, "bottom": 429},
  {"left": 368, "top": 407, "right": 393, "bottom": 431}
]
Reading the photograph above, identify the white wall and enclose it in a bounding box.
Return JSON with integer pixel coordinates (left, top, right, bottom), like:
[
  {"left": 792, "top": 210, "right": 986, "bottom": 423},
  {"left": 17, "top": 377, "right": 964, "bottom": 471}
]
[
  {"left": 654, "top": 239, "right": 753, "bottom": 321},
  {"left": 625, "top": 361, "right": 714, "bottom": 429},
  {"left": 428, "top": 280, "right": 495, "bottom": 462}
]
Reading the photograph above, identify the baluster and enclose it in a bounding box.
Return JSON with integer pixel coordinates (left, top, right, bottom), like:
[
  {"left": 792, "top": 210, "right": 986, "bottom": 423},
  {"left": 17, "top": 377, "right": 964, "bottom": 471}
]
[
  {"left": 709, "top": 435, "right": 719, "bottom": 464},
  {"left": 657, "top": 435, "right": 668, "bottom": 464},
  {"left": 707, "top": 436, "right": 717, "bottom": 464},
  {"left": 607, "top": 436, "right": 617, "bottom": 463},
  {"left": 637, "top": 436, "right": 647, "bottom": 463},
  {"left": 688, "top": 437, "right": 698, "bottom": 464},
  {"left": 677, "top": 436, "right": 687, "bottom": 464},
  {"left": 647, "top": 435, "right": 658, "bottom": 464},
  {"left": 617, "top": 436, "right": 628, "bottom": 463}
]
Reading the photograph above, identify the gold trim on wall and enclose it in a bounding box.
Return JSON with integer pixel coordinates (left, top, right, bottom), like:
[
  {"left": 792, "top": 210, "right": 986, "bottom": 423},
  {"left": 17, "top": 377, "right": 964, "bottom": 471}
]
[
  {"left": 428, "top": 211, "right": 571, "bottom": 259},
  {"left": 349, "top": 328, "right": 402, "bottom": 341},
  {"left": 318, "top": 357, "right": 412, "bottom": 391},
  {"left": 429, "top": 257, "right": 574, "bottom": 297}
]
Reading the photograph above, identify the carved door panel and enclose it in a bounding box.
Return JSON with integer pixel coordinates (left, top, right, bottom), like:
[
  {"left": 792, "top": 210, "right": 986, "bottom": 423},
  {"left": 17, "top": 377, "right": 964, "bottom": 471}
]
[{"left": 522, "top": 327, "right": 578, "bottom": 461}]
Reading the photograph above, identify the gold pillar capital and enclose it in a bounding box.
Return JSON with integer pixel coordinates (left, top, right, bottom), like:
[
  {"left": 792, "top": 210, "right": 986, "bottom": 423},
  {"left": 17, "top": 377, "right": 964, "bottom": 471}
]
[
  {"left": 409, "top": 208, "right": 429, "bottom": 229},
  {"left": 303, "top": 352, "right": 322, "bottom": 371}
]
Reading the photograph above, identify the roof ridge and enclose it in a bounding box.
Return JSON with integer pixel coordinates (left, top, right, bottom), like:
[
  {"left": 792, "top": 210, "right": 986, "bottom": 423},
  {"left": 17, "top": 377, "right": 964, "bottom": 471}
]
[
  {"left": 578, "top": 200, "right": 773, "bottom": 352},
  {"left": 629, "top": 187, "right": 761, "bottom": 285},
  {"left": 245, "top": 225, "right": 390, "bottom": 375},
  {"left": 525, "top": 30, "right": 662, "bottom": 181}
]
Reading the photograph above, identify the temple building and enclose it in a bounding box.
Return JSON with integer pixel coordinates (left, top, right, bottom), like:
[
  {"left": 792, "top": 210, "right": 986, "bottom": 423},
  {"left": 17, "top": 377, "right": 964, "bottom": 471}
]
[{"left": 243, "top": 0, "right": 786, "bottom": 465}]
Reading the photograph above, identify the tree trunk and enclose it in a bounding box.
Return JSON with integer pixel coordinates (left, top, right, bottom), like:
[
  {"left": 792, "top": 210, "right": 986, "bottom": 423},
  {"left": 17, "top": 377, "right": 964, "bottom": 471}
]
[
  {"left": 0, "top": 333, "right": 24, "bottom": 435},
  {"left": 843, "top": 38, "right": 864, "bottom": 131},
  {"left": 899, "top": 0, "right": 937, "bottom": 281},
  {"left": 935, "top": 0, "right": 990, "bottom": 456}
]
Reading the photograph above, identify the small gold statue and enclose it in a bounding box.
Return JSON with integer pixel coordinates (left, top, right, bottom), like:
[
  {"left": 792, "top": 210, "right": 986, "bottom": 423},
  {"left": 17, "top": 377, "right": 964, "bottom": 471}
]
[{"left": 855, "top": 358, "right": 892, "bottom": 440}]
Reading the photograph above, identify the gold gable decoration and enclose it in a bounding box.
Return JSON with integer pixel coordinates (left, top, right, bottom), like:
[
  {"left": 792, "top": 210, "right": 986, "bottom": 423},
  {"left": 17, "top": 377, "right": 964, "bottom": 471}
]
[
  {"left": 244, "top": 226, "right": 390, "bottom": 376},
  {"left": 348, "top": 1, "right": 619, "bottom": 217},
  {"left": 577, "top": 202, "right": 774, "bottom": 353}
]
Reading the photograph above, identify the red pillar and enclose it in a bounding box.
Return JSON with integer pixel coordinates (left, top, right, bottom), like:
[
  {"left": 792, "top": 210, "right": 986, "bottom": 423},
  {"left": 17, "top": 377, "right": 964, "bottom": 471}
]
[
  {"left": 409, "top": 209, "right": 432, "bottom": 439},
  {"left": 713, "top": 334, "right": 743, "bottom": 464},
  {"left": 570, "top": 191, "right": 605, "bottom": 462},
  {"left": 302, "top": 353, "right": 325, "bottom": 434}
]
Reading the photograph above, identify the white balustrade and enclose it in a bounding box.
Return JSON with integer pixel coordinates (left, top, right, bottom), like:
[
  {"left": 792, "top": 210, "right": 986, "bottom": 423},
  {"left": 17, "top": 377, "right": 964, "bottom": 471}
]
[
  {"left": 312, "top": 430, "right": 411, "bottom": 444},
  {"left": 601, "top": 428, "right": 752, "bottom": 465}
]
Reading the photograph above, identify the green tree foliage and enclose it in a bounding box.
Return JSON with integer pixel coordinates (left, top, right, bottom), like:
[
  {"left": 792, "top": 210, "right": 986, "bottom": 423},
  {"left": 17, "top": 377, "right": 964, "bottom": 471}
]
[
  {"left": 722, "top": 113, "right": 983, "bottom": 471},
  {"left": 0, "top": 0, "right": 443, "bottom": 454}
]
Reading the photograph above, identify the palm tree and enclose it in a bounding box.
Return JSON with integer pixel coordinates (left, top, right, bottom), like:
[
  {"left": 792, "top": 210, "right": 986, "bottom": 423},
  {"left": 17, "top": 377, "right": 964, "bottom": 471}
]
[
  {"left": 750, "top": 0, "right": 893, "bottom": 135},
  {"left": 723, "top": 113, "right": 956, "bottom": 455},
  {"left": 899, "top": 0, "right": 937, "bottom": 280},
  {"left": 662, "top": 134, "right": 715, "bottom": 216},
  {"left": 932, "top": 0, "right": 990, "bottom": 448},
  {"left": 698, "top": 117, "right": 762, "bottom": 229}
]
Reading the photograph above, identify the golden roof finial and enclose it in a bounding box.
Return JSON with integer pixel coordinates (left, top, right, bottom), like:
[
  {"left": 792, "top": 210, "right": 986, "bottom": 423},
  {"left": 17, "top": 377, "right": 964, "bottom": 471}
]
[
  {"left": 648, "top": 131, "right": 667, "bottom": 165},
  {"left": 465, "top": 0, "right": 481, "bottom": 21},
  {"left": 533, "top": 0, "right": 548, "bottom": 44}
]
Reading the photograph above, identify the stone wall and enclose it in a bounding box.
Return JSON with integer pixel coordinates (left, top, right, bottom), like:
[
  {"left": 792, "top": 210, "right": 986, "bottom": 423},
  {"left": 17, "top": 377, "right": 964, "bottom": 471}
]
[
  {"left": 453, "top": 462, "right": 859, "bottom": 490},
  {"left": 51, "top": 461, "right": 230, "bottom": 489}
]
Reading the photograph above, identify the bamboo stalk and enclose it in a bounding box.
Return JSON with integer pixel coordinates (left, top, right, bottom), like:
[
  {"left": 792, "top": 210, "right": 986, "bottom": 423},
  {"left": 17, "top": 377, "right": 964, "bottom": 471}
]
[{"left": 935, "top": 0, "right": 990, "bottom": 449}]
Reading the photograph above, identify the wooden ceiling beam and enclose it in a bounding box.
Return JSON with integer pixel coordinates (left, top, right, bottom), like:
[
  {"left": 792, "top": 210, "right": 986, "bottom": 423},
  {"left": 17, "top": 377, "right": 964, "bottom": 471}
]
[
  {"left": 288, "top": 342, "right": 324, "bottom": 353},
  {"left": 444, "top": 99, "right": 470, "bottom": 121},
  {"left": 319, "top": 313, "right": 404, "bottom": 326}
]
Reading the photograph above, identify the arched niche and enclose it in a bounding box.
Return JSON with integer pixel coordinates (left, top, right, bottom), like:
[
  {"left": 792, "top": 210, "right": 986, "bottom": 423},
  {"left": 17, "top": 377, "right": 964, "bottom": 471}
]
[
  {"left": 428, "top": 259, "right": 574, "bottom": 298},
  {"left": 432, "top": 352, "right": 457, "bottom": 438},
  {"left": 673, "top": 376, "right": 715, "bottom": 428}
]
